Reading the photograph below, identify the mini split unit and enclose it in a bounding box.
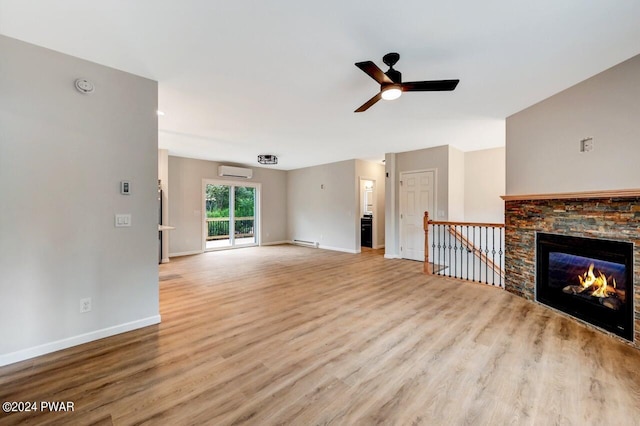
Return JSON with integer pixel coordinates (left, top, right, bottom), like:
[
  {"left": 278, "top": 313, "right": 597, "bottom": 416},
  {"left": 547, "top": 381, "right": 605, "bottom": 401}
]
[{"left": 218, "top": 165, "right": 253, "bottom": 179}]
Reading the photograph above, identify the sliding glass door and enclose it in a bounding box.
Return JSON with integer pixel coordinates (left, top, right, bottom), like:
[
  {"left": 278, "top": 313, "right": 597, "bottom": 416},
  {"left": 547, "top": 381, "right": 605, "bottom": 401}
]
[{"left": 204, "top": 180, "right": 259, "bottom": 250}]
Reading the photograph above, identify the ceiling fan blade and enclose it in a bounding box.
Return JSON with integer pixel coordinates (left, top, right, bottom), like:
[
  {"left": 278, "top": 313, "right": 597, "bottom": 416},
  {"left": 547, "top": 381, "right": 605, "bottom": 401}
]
[
  {"left": 355, "top": 92, "right": 382, "bottom": 113},
  {"left": 401, "top": 79, "right": 459, "bottom": 92},
  {"left": 355, "top": 61, "right": 393, "bottom": 85}
]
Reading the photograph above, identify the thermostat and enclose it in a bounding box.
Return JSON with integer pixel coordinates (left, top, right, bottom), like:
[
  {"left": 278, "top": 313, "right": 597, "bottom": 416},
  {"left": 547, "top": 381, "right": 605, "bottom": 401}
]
[{"left": 121, "top": 180, "right": 131, "bottom": 195}]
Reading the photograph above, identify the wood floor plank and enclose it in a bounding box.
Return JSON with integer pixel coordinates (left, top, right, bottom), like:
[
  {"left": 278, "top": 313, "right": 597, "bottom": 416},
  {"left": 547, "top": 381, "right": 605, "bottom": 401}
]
[{"left": 1, "top": 245, "right": 640, "bottom": 425}]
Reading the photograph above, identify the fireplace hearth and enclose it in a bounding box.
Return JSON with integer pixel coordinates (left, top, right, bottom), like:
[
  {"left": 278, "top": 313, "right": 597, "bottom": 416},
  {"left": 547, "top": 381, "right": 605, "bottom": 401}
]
[
  {"left": 537, "top": 233, "right": 634, "bottom": 340},
  {"left": 504, "top": 193, "right": 640, "bottom": 347}
]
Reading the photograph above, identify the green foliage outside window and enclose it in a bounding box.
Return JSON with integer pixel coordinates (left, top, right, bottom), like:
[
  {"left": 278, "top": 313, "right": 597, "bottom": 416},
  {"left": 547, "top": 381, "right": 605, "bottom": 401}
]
[{"left": 206, "top": 185, "right": 255, "bottom": 218}]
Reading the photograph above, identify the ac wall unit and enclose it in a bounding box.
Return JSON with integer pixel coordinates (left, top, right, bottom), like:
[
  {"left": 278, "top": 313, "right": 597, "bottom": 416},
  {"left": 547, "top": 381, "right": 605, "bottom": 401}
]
[{"left": 218, "top": 165, "right": 253, "bottom": 179}]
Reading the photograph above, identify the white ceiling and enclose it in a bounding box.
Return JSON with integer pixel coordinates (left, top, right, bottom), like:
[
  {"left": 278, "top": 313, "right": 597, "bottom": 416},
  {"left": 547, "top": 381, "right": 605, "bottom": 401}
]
[{"left": 2, "top": 1, "right": 639, "bottom": 170}]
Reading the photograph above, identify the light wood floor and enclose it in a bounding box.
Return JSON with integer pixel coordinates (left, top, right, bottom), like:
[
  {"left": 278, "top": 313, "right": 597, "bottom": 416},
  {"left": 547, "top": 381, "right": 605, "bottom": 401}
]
[{"left": 2, "top": 245, "right": 640, "bottom": 425}]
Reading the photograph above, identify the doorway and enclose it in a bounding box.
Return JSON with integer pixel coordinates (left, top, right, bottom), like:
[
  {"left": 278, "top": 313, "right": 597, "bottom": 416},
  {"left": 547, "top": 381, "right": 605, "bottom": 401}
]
[
  {"left": 203, "top": 180, "right": 260, "bottom": 251},
  {"left": 359, "top": 178, "right": 376, "bottom": 248},
  {"left": 399, "top": 170, "right": 435, "bottom": 261}
]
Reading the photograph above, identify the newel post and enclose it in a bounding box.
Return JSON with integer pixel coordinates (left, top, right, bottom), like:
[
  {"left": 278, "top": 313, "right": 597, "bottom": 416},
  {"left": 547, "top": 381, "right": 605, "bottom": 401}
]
[{"left": 423, "top": 211, "right": 430, "bottom": 274}]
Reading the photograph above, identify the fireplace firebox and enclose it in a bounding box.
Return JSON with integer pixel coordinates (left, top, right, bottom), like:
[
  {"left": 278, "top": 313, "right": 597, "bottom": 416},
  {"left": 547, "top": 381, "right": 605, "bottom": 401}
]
[{"left": 536, "top": 232, "right": 634, "bottom": 341}]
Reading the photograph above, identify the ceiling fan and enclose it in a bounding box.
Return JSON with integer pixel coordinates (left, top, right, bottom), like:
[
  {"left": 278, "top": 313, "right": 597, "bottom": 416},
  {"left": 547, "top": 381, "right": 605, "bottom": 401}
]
[{"left": 354, "top": 52, "right": 459, "bottom": 112}]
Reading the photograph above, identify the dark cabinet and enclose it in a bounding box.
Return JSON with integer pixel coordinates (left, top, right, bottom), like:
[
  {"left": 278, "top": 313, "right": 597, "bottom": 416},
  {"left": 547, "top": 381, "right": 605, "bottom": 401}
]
[{"left": 361, "top": 217, "right": 372, "bottom": 248}]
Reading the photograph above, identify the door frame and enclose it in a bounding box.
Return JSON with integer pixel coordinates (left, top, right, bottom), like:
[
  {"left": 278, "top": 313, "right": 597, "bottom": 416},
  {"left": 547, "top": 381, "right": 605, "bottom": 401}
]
[
  {"left": 358, "top": 176, "right": 378, "bottom": 249},
  {"left": 399, "top": 168, "right": 437, "bottom": 260},
  {"left": 201, "top": 178, "right": 262, "bottom": 252}
]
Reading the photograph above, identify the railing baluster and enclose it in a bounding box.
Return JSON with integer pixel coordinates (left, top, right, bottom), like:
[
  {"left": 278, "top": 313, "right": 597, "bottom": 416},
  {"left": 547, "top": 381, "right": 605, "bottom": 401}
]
[
  {"left": 423, "top": 217, "right": 504, "bottom": 286},
  {"left": 471, "top": 226, "right": 474, "bottom": 282},
  {"left": 436, "top": 225, "right": 440, "bottom": 276},
  {"left": 483, "top": 226, "right": 487, "bottom": 284},
  {"left": 447, "top": 226, "right": 452, "bottom": 277},
  {"left": 431, "top": 224, "right": 435, "bottom": 275},
  {"left": 465, "top": 225, "right": 469, "bottom": 281},
  {"left": 499, "top": 227, "right": 504, "bottom": 288},
  {"left": 492, "top": 226, "right": 496, "bottom": 286},
  {"left": 441, "top": 225, "right": 444, "bottom": 276},
  {"left": 453, "top": 225, "right": 457, "bottom": 278}
]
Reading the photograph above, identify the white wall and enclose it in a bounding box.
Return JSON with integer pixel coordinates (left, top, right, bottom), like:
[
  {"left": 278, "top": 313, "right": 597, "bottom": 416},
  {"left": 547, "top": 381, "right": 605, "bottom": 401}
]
[
  {"left": 0, "top": 36, "right": 159, "bottom": 365},
  {"left": 168, "top": 156, "right": 288, "bottom": 255},
  {"left": 464, "top": 147, "right": 505, "bottom": 223},
  {"left": 359, "top": 179, "right": 369, "bottom": 218},
  {"left": 506, "top": 54, "right": 640, "bottom": 194},
  {"left": 287, "top": 160, "right": 358, "bottom": 253}
]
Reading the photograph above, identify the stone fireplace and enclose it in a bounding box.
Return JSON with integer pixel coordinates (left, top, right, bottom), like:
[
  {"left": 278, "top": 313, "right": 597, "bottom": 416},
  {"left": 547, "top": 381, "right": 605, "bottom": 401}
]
[
  {"left": 503, "top": 190, "right": 640, "bottom": 348},
  {"left": 536, "top": 232, "right": 633, "bottom": 340}
]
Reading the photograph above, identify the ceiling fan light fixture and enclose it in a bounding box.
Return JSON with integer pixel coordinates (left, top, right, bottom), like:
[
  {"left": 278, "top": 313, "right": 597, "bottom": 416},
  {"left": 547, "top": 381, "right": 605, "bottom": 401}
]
[
  {"left": 354, "top": 53, "right": 458, "bottom": 112},
  {"left": 381, "top": 85, "right": 402, "bottom": 101},
  {"left": 258, "top": 154, "right": 278, "bottom": 165}
]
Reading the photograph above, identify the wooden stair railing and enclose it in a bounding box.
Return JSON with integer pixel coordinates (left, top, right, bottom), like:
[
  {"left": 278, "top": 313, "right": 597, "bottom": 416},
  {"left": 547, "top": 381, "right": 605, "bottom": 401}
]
[
  {"left": 446, "top": 226, "right": 504, "bottom": 278},
  {"left": 423, "top": 212, "right": 505, "bottom": 286}
]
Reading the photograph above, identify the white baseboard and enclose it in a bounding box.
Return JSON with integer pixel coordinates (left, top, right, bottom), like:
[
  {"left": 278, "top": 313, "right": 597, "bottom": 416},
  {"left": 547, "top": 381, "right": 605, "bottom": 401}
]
[
  {"left": 261, "top": 240, "right": 291, "bottom": 246},
  {"left": 169, "top": 250, "right": 203, "bottom": 258},
  {"left": 318, "top": 245, "right": 358, "bottom": 254},
  {"left": 0, "top": 315, "right": 161, "bottom": 367},
  {"left": 384, "top": 253, "right": 401, "bottom": 259}
]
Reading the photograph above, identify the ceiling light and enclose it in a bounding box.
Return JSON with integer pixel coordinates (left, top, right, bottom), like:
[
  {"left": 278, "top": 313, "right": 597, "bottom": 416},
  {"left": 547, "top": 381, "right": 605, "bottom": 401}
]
[
  {"left": 156, "top": 110, "right": 165, "bottom": 116},
  {"left": 258, "top": 154, "right": 278, "bottom": 165},
  {"left": 381, "top": 85, "right": 402, "bottom": 101}
]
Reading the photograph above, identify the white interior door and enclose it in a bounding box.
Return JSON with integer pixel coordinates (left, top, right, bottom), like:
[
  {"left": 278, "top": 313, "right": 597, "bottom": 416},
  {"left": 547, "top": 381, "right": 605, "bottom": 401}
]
[{"left": 400, "top": 170, "right": 435, "bottom": 261}]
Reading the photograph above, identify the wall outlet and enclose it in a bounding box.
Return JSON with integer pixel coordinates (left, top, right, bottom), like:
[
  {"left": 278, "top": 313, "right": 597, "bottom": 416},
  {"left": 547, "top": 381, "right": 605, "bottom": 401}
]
[
  {"left": 115, "top": 214, "right": 131, "bottom": 227},
  {"left": 80, "top": 297, "right": 92, "bottom": 313}
]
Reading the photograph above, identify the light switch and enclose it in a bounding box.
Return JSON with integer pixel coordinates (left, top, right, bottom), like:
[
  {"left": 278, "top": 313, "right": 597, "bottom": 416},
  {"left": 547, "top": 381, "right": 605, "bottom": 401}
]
[{"left": 115, "top": 214, "right": 131, "bottom": 227}]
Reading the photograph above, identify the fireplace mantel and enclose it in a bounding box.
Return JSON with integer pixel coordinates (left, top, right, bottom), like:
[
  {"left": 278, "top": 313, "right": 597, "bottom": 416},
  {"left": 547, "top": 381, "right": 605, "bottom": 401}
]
[{"left": 501, "top": 188, "right": 640, "bottom": 201}]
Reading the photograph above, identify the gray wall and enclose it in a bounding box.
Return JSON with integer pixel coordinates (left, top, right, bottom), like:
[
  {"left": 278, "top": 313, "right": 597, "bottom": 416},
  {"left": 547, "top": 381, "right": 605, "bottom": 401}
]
[
  {"left": 448, "top": 146, "right": 465, "bottom": 222},
  {"left": 168, "top": 156, "right": 288, "bottom": 255},
  {"left": 396, "top": 145, "right": 450, "bottom": 220},
  {"left": 287, "top": 160, "right": 358, "bottom": 253},
  {"left": 0, "top": 36, "right": 159, "bottom": 364},
  {"left": 506, "top": 54, "right": 640, "bottom": 194},
  {"left": 385, "top": 145, "right": 506, "bottom": 257},
  {"left": 464, "top": 147, "right": 505, "bottom": 223},
  {"left": 385, "top": 145, "right": 449, "bottom": 257}
]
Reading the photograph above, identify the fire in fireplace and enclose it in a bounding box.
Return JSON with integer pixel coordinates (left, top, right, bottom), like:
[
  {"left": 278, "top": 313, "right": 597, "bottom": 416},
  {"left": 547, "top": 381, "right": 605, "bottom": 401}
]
[{"left": 536, "top": 233, "right": 634, "bottom": 341}]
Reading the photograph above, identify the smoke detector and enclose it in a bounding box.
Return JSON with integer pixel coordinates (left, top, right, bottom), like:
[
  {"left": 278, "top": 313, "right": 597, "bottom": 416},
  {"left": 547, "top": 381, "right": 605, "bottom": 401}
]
[{"left": 75, "top": 78, "right": 95, "bottom": 94}]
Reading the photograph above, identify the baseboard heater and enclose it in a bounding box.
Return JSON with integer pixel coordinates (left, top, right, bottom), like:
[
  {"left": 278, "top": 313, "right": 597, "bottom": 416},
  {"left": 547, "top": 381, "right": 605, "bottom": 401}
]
[{"left": 292, "top": 239, "right": 319, "bottom": 248}]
